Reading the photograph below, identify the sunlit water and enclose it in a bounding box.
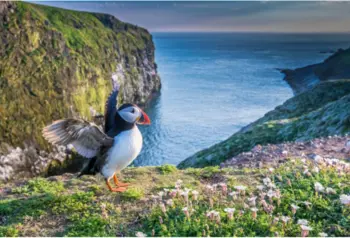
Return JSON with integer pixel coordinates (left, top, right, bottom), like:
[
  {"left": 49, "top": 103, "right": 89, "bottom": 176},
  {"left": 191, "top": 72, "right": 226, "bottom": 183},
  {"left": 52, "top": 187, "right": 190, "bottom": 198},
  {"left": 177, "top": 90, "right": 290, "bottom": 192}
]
[{"left": 134, "top": 33, "right": 350, "bottom": 166}]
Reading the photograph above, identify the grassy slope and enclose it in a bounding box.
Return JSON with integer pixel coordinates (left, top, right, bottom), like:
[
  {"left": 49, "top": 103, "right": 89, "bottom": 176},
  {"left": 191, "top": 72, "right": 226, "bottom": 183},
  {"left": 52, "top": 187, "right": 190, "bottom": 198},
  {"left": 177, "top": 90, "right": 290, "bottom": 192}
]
[
  {"left": 1, "top": 159, "right": 349, "bottom": 237},
  {"left": 178, "top": 80, "right": 350, "bottom": 168},
  {"left": 0, "top": 2, "right": 159, "bottom": 151}
]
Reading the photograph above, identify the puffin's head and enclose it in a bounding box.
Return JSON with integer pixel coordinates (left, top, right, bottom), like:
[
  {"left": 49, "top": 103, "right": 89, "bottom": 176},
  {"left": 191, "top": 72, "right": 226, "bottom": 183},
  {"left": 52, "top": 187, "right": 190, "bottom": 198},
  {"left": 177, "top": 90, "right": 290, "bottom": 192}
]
[{"left": 117, "top": 103, "right": 151, "bottom": 125}]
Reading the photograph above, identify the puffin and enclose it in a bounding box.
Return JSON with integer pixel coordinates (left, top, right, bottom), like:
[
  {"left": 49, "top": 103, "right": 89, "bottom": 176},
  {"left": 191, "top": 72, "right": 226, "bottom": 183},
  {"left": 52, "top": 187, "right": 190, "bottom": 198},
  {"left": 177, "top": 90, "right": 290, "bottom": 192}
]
[{"left": 42, "top": 83, "right": 150, "bottom": 192}]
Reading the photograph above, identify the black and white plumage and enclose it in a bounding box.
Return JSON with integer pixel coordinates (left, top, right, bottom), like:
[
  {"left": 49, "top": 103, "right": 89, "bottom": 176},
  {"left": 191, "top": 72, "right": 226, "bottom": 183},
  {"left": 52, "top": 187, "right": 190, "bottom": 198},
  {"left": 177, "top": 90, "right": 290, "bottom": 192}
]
[{"left": 42, "top": 82, "right": 150, "bottom": 192}]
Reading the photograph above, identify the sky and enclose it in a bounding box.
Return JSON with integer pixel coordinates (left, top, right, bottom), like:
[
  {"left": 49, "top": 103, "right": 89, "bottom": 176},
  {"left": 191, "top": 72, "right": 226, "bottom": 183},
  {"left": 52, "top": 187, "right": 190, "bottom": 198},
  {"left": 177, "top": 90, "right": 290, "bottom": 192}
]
[{"left": 33, "top": 1, "right": 350, "bottom": 33}]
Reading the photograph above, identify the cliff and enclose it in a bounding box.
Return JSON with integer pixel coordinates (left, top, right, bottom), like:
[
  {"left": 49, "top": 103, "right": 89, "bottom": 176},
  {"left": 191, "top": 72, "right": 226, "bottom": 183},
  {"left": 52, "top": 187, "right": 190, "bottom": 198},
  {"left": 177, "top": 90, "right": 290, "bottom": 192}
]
[
  {"left": 179, "top": 80, "right": 350, "bottom": 168},
  {"left": 280, "top": 48, "right": 350, "bottom": 94},
  {"left": 0, "top": 2, "right": 160, "bottom": 179}
]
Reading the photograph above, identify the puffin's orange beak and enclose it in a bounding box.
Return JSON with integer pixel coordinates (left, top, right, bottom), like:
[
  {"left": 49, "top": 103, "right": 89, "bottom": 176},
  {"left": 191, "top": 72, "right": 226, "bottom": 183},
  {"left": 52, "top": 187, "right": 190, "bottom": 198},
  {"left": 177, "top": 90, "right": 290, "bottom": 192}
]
[{"left": 137, "top": 109, "right": 151, "bottom": 125}]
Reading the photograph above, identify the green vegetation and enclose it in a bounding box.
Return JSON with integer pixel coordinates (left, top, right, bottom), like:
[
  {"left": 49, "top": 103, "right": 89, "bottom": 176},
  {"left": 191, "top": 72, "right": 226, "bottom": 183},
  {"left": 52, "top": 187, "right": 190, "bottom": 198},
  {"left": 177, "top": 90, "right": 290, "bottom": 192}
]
[
  {"left": 158, "top": 164, "right": 178, "bottom": 174},
  {"left": 143, "top": 159, "right": 350, "bottom": 237},
  {"left": 1, "top": 159, "right": 349, "bottom": 237},
  {"left": 179, "top": 80, "right": 350, "bottom": 168}
]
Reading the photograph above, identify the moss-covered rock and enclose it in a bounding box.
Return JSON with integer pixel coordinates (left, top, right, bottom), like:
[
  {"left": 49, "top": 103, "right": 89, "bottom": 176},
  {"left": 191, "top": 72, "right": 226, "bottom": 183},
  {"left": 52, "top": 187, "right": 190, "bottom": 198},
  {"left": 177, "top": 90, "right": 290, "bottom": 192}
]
[
  {"left": 178, "top": 80, "right": 350, "bottom": 168},
  {"left": 0, "top": 1, "right": 161, "bottom": 153}
]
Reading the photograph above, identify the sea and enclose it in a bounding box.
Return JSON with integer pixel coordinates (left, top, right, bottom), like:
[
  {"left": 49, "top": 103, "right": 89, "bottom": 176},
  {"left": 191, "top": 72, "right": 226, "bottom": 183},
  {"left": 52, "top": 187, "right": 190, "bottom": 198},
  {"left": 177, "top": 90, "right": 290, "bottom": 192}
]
[{"left": 134, "top": 32, "right": 350, "bottom": 166}]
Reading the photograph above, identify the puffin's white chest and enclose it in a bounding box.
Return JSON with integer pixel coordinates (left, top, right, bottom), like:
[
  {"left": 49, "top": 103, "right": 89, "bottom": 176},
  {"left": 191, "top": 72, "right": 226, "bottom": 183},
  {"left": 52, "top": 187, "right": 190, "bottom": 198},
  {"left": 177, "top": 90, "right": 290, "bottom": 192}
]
[{"left": 101, "top": 127, "right": 142, "bottom": 178}]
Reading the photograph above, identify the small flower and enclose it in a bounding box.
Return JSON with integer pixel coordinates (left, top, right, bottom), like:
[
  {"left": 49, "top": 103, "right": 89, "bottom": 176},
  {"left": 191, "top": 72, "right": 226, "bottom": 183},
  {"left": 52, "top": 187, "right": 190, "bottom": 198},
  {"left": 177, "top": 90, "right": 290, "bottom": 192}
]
[
  {"left": 303, "top": 201, "right": 312, "bottom": 209},
  {"left": 263, "top": 178, "right": 272, "bottom": 186},
  {"left": 267, "top": 189, "right": 276, "bottom": 198},
  {"left": 318, "top": 232, "right": 328, "bottom": 237},
  {"left": 281, "top": 216, "right": 291, "bottom": 224},
  {"left": 180, "top": 190, "right": 190, "bottom": 203},
  {"left": 206, "top": 210, "right": 220, "bottom": 221},
  {"left": 234, "top": 185, "right": 247, "bottom": 191},
  {"left": 229, "top": 191, "right": 239, "bottom": 200},
  {"left": 256, "top": 185, "right": 265, "bottom": 191},
  {"left": 247, "top": 196, "right": 257, "bottom": 206},
  {"left": 272, "top": 216, "right": 280, "bottom": 225},
  {"left": 297, "top": 219, "right": 308, "bottom": 225},
  {"left": 175, "top": 179, "right": 183, "bottom": 189},
  {"left": 312, "top": 167, "right": 320, "bottom": 173},
  {"left": 300, "top": 225, "right": 313, "bottom": 237},
  {"left": 169, "top": 189, "right": 177, "bottom": 198},
  {"left": 224, "top": 208, "right": 235, "bottom": 220},
  {"left": 291, "top": 204, "right": 300, "bottom": 214},
  {"left": 340, "top": 194, "right": 350, "bottom": 205},
  {"left": 269, "top": 168, "right": 275, "bottom": 172},
  {"left": 314, "top": 182, "right": 325, "bottom": 193},
  {"left": 250, "top": 207, "right": 258, "bottom": 219},
  {"left": 205, "top": 185, "right": 214, "bottom": 193},
  {"left": 182, "top": 207, "right": 190, "bottom": 218},
  {"left": 158, "top": 191, "right": 164, "bottom": 198},
  {"left": 136, "top": 232, "right": 147, "bottom": 237},
  {"left": 191, "top": 190, "right": 199, "bottom": 200},
  {"left": 166, "top": 199, "right": 173, "bottom": 206},
  {"left": 159, "top": 203, "right": 166, "bottom": 213},
  {"left": 219, "top": 183, "right": 228, "bottom": 194},
  {"left": 325, "top": 187, "right": 336, "bottom": 195}
]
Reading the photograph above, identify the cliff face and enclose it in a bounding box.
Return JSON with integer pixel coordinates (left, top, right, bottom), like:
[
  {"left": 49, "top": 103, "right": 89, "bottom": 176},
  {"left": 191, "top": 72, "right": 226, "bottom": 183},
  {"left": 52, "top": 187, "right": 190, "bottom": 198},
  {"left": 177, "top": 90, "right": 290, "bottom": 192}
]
[
  {"left": 281, "top": 48, "right": 350, "bottom": 94},
  {"left": 179, "top": 80, "right": 350, "bottom": 168},
  {"left": 0, "top": 2, "right": 160, "bottom": 149},
  {"left": 0, "top": 2, "right": 160, "bottom": 179}
]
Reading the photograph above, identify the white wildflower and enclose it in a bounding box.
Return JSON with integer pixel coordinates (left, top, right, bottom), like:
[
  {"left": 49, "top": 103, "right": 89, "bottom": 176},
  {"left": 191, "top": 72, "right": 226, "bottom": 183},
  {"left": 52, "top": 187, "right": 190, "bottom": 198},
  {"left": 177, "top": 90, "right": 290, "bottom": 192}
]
[
  {"left": 136, "top": 232, "right": 147, "bottom": 237},
  {"left": 256, "top": 185, "right": 265, "bottom": 191},
  {"left": 340, "top": 194, "right": 350, "bottom": 205},
  {"left": 312, "top": 167, "right": 320, "bottom": 173},
  {"left": 300, "top": 225, "right": 313, "bottom": 237},
  {"left": 191, "top": 190, "right": 199, "bottom": 200},
  {"left": 224, "top": 207, "right": 235, "bottom": 220},
  {"left": 281, "top": 216, "right": 291, "bottom": 224},
  {"left": 297, "top": 219, "right": 308, "bottom": 225},
  {"left": 291, "top": 204, "right": 300, "bottom": 214},
  {"left": 314, "top": 182, "right": 325, "bottom": 193},
  {"left": 263, "top": 177, "right": 271, "bottom": 186},
  {"left": 234, "top": 185, "right": 247, "bottom": 191},
  {"left": 325, "top": 187, "right": 336, "bottom": 195},
  {"left": 318, "top": 232, "right": 328, "bottom": 237}
]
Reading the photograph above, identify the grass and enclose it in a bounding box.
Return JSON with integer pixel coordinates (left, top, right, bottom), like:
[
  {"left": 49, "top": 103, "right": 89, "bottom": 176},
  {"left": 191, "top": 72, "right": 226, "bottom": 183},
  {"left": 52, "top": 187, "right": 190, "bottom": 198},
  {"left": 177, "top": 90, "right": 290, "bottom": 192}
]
[
  {"left": 142, "top": 159, "right": 350, "bottom": 237},
  {"left": 1, "top": 159, "right": 349, "bottom": 237}
]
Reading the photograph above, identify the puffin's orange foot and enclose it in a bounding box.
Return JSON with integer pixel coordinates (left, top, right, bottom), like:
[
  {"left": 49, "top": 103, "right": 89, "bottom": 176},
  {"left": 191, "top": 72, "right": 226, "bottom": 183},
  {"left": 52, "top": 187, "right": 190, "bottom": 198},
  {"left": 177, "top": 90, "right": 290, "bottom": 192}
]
[
  {"left": 106, "top": 178, "right": 127, "bottom": 193},
  {"left": 117, "top": 182, "right": 130, "bottom": 187},
  {"left": 113, "top": 174, "right": 130, "bottom": 187},
  {"left": 110, "top": 187, "right": 127, "bottom": 192}
]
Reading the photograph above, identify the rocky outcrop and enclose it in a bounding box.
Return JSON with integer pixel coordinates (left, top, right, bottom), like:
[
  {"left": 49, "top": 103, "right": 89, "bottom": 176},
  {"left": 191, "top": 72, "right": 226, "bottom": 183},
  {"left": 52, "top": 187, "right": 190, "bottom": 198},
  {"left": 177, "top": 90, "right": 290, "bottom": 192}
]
[
  {"left": 0, "top": 2, "right": 160, "bottom": 180},
  {"left": 178, "top": 80, "right": 350, "bottom": 168},
  {"left": 221, "top": 135, "right": 350, "bottom": 169},
  {"left": 280, "top": 48, "right": 350, "bottom": 94}
]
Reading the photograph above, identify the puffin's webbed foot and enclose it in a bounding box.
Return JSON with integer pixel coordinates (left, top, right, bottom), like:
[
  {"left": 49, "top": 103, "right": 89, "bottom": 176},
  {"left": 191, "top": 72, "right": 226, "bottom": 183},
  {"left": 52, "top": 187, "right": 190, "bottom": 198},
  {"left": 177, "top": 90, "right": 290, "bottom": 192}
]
[
  {"left": 113, "top": 174, "right": 130, "bottom": 187},
  {"left": 106, "top": 178, "right": 127, "bottom": 192}
]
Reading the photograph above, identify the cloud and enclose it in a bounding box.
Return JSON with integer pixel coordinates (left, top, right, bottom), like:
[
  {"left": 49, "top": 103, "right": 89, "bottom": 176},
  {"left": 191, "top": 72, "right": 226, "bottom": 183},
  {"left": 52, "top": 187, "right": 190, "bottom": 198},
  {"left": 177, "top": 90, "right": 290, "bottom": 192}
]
[{"left": 35, "top": 1, "right": 350, "bottom": 32}]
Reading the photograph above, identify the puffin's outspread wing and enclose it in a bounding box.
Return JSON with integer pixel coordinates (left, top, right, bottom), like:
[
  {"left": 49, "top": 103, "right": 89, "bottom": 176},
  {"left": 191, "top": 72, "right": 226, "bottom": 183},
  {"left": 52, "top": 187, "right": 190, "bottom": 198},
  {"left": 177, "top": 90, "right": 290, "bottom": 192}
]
[
  {"left": 42, "top": 119, "right": 114, "bottom": 158},
  {"left": 104, "top": 75, "right": 120, "bottom": 133}
]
